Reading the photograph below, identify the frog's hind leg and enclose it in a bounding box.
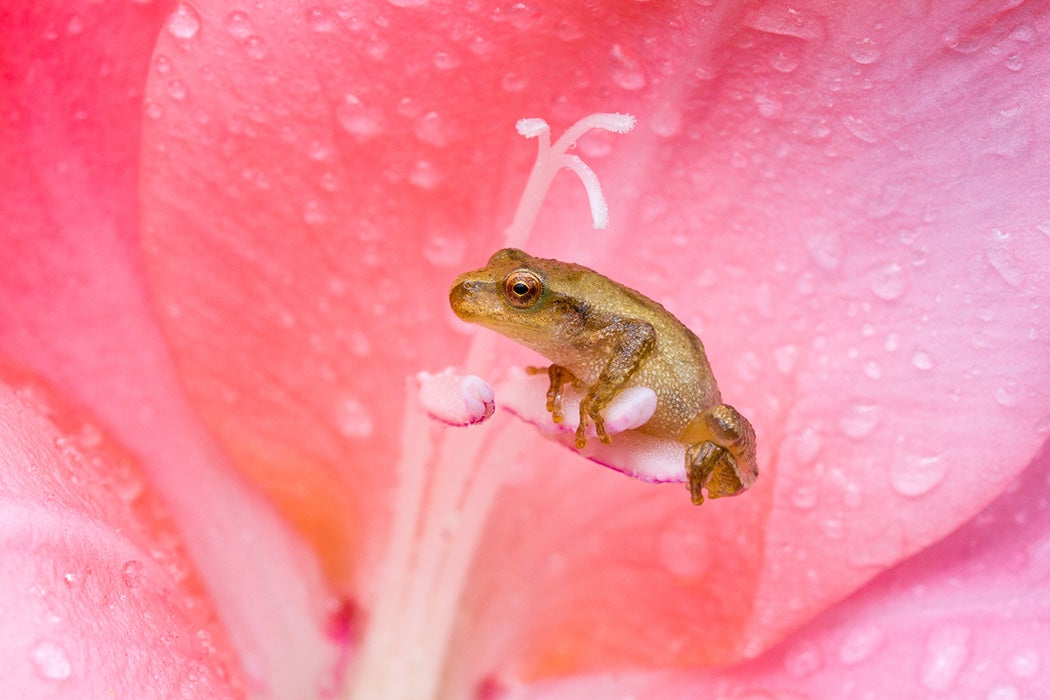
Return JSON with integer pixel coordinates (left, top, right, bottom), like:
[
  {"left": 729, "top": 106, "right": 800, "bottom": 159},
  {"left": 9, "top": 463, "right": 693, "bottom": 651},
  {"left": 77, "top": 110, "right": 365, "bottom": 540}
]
[{"left": 681, "top": 404, "right": 758, "bottom": 506}]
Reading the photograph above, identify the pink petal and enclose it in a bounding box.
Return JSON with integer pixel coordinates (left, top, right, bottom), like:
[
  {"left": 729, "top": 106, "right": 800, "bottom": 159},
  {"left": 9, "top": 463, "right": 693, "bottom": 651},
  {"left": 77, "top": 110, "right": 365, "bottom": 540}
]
[
  {"left": 0, "top": 2, "right": 341, "bottom": 695},
  {"left": 134, "top": 0, "right": 1050, "bottom": 688},
  {"left": 501, "top": 443, "right": 1050, "bottom": 698},
  {"left": 0, "top": 368, "right": 242, "bottom": 697}
]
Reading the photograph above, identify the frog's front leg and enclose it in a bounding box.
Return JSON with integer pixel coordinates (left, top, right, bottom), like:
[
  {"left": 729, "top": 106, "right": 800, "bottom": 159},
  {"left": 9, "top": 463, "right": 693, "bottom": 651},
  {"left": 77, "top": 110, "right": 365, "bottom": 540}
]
[
  {"left": 576, "top": 319, "right": 656, "bottom": 449},
  {"left": 681, "top": 404, "right": 758, "bottom": 506},
  {"left": 526, "top": 364, "right": 579, "bottom": 425}
]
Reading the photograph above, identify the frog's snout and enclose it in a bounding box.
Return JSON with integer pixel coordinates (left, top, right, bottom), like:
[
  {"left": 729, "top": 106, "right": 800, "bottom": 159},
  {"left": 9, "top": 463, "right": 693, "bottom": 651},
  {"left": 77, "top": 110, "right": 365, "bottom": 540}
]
[{"left": 449, "top": 276, "right": 481, "bottom": 320}]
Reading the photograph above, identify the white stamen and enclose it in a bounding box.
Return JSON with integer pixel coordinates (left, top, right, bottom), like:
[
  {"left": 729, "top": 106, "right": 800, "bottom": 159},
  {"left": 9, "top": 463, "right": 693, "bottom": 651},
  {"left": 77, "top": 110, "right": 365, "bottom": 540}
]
[
  {"left": 504, "top": 111, "right": 636, "bottom": 247},
  {"left": 561, "top": 154, "right": 609, "bottom": 229},
  {"left": 515, "top": 117, "right": 550, "bottom": 138}
]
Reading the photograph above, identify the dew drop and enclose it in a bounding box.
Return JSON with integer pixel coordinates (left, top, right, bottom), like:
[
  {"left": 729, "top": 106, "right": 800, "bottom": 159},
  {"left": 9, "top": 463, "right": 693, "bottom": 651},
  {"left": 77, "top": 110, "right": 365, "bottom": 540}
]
[
  {"left": 154, "top": 54, "right": 171, "bottom": 74},
  {"left": 423, "top": 236, "right": 466, "bottom": 267},
  {"left": 920, "top": 624, "right": 971, "bottom": 692},
  {"left": 839, "top": 403, "right": 882, "bottom": 438},
  {"left": 819, "top": 516, "right": 845, "bottom": 539},
  {"left": 862, "top": 360, "right": 882, "bottom": 379},
  {"left": 32, "top": 640, "right": 72, "bottom": 680},
  {"left": 336, "top": 396, "right": 374, "bottom": 438},
  {"left": 145, "top": 100, "right": 163, "bottom": 121},
  {"left": 986, "top": 229, "right": 1024, "bottom": 288},
  {"left": 303, "top": 200, "right": 327, "bottom": 226},
  {"left": 414, "top": 111, "right": 450, "bottom": 146},
  {"left": 433, "top": 50, "right": 461, "bottom": 70},
  {"left": 307, "top": 140, "right": 329, "bottom": 161},
  {"left": 409, "top": 160, "right": 441, "bottom": 189},
  {"left": 307, "top": 7, "right": 335, "bottom": 32},
  {"left": 66, "top": 15, "right": 84, "bottom": 35},
  {"left": 115, "top": 557, "right": 141, "bottom": 590},
  {"left": 995, "top": 381, "right": 1018, "bottom": 408},
  {"left": 838, "top": 625, "right": 886, "bottom": 665},
  {"left": 336, "top": 94, "right": 381, "bottom": 137},
  {"left": 803, "top": 226, "right": 844, "bottom": 270},
  {"left": 225, "top": 10, "right": 252, "bottom": 38},
  {"left": 869, "top": 262, "right": 907, "bottom": 300},
  {"left": 783, "top": 641, "right": 823, "bottom": 677},
  {"left": 849, "top": 37, "right": 882, "bottom": 64},
  {"left": 166, "top": 4, "right": 201, "bottom": 39},
  {"left": 942, "top": 28, "right": 980, "bottom": 54},
  {"left": 650, "top": 105, "right": 682, "bottom": 137},
  {"left": 610, "top": 44, "right": 646, "bottom": 91},
  {"left": 167, "top": 79, "right": 187, "bottom": 101},
  {"left": 842, "top": 114, "right": 878, "bottom": 143},
  {"left": 1007, "top": 648, "right": 1040, "bottom": 678},
  {"left": 890, "top": 453, "right": 948, "bottom": 497},
  {"left": 388, "top": 0, "right": 427, "bottom": 6},
  {"left": 769, "top": 49, "right": 799, "bottom": 73},
  {"left": 500, "top": 72, "right": 527, "bottom": 91},
  {"left": 244, "top": 35, "right": 268, "bottom": 60},
  {"left": 658, "top": 517, "right": 711, "bottom": 579},
  {"left": 790, "top": 483, "right": 818, "bottom": 510},
  {"left": 1004, "top": 53, "right": 1023, "bottom": 71},
  {"left": 988, "top": 685, "right": 1020, "bottom": 700},
  {"left": 773, "top": 344, "right": 799, "bottom": 374}
]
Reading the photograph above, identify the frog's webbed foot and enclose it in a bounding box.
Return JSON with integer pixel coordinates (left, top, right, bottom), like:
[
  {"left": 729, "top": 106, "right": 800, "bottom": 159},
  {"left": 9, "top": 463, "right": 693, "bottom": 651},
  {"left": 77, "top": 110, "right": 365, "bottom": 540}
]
[
  {"left": 527, "top": 364, "right": 578, "bottom": 426},
  {"left": 681, "top": 404, "right": 758, "bottom": 506}
]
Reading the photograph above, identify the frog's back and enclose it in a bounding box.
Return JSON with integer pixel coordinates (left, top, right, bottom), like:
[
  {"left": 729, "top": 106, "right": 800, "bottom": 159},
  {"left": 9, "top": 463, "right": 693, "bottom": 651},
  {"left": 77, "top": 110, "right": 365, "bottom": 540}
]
[{"left": 547, "top": 262, "right": 724, "bottom": 439}]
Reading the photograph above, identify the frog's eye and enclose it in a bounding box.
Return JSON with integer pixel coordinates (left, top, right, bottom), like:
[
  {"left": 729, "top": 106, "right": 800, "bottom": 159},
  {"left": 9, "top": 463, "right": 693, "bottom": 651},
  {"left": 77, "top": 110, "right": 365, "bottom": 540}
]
[{"left": 503, "top": 270, "right": 543, "bottom": 309}]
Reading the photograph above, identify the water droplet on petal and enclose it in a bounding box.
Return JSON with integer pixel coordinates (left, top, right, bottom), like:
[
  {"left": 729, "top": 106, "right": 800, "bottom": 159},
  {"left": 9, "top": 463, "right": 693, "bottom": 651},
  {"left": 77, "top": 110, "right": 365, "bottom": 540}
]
[
  {"left": 658, "top": 517, "right": 710, "bottom": 579},
  {"left": 850, "top": 37, "right": 882, "bottom": 64},
  {"left": 986, "top": 229, "right": 1024, "bottom": 287},
  {"left": 803, "top": 225, "right": 844, "bottom": 270},
  {"left": 423, "top": 236, "right": 466, "bottom": 267},
  {"left": 912, "top": 349, "right": 934, "bottom": 370},
  {"left": 791, "top": 483, "right": 819, "bottom": 509},
  {"left": 988, "top": 685, "right": 1021, "bottom": 700},
  {"left": 920, "top": 624, "right": 971, "bottom": 691},
  {"left": 784, "top": 641, "right": 823, "bottom": 677},
  {"left": 336, "top": 396, "right": 374, "bottom": 438},
  {"left": 225, "top": 11, "right": 253, "bottom": 38},
  {"left": 32, "top": 640, "right": 72, "bottom": 680},
  {"left": 433, "top": 50, "right": 461, "bottom": 70},
  {"left": 414, "top": 111, "right": 450, "bottom": 146},
  {"left": 1008, "top": 648, "right": 1040, "bottom": 678},
  {"left": 862, "top": 360, "right": 882, "bottom": 379},
  {"left": 166, "top": 4, "right": 201, "bottom": 39},
  {"left": 121, "top": 560, "right": 145, "bottom": 589},
  {"left": 770, "top": 49, "right": 800, "bottom": 73},
  {"left": 388, "top": 0, "right": 427, "bottom": 6},
  {"left": 842, "top": 114, "right": 878, "bottom": 143},
  {"left": 870, "top": 262, "right": 907, "bottom": 300},
  {"left": 337, "top": 94, "right": 381, "bottom": 137},
  {"left": 500, "top": 72, "right": 527, "bottom": 91},
  {"left": 308, "top": 7, "right": 335, "bottom": 32},
  {"left": 167, "top": 79, "right": 187, "bottom": 101},
  {"left": 839, "top": 403, "right": 882, "bottom": 438},
  {"left": 1004, "top": 53, "right": 1023, "bottom": 71},
  {"left": 839, "top": 625, "right": 886, "bottom": 665},
  {"left": 890, "top": 453, "right": 949, "bottom": 497},
  {"left": 610, "top": 43, "right": 646, "bottom": 90},
  {"left": 244, "top": 35, "right": 268, "bottom": 60}
]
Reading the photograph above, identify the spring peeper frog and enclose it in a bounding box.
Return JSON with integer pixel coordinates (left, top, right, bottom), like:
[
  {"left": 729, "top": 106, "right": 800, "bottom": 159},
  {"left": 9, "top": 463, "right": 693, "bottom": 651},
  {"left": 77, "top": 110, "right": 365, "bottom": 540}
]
[{"left": 449, "top": 248, "right": 757, "bottom": 505}]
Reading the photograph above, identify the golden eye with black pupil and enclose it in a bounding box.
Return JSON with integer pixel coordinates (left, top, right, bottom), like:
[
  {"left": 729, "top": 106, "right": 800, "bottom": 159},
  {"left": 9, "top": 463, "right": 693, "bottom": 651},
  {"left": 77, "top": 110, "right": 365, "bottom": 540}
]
[{"left": 503, "top": 270, "right": 543, "bottom": 308}]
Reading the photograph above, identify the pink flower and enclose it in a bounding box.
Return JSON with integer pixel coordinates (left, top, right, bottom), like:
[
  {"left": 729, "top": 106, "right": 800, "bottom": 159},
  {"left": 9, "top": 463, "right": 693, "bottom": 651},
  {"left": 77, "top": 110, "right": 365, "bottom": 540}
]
[{"left": 2, "top": 1, "right": 1047, "bottom": 698}]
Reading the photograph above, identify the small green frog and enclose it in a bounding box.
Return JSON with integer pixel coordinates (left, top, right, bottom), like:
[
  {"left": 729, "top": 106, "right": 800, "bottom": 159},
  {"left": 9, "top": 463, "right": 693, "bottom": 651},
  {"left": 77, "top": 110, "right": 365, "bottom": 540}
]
[{"left": 449, "top": 248, "right": 757, "bottom": 505}]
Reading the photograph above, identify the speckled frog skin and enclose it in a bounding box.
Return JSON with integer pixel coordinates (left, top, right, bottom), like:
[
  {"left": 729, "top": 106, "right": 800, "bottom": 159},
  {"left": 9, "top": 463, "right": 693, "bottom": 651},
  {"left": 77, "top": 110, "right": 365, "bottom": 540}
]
[{"left": 449, "top": 248, "right": 757, "bottom": 505}]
